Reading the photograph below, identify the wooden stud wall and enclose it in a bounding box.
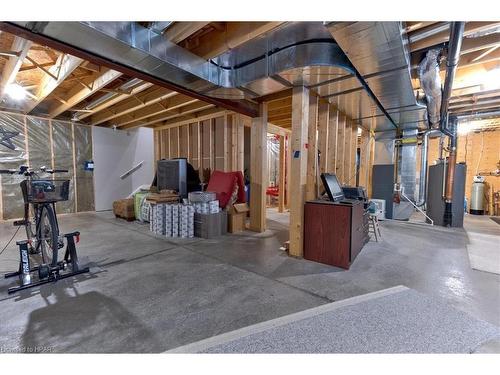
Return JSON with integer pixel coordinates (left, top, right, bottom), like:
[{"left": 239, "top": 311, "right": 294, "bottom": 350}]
[
  {"left": 317, "top": 100, "right": 330, "bottom": 175},
  {"left": 305, "top": 95, "right": 318, "bottom": 201},
  {"left": 153, "top": 112, "right": 246, "bottom": 184},
  {"left": 289, "top": 86, "right": 310, "bottom": 257},
  {"left": 250, "top": 103, "right": 268, "bottom": 232},
  {"left": 359, "top": 128, "right": 375, "bottom": 194}
]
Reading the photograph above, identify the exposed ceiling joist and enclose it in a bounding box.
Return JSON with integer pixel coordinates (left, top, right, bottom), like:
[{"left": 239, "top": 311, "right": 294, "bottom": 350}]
[
  {"left": 163, "top": 22, "right": 210, "bottom": 43},
  {"left": 75, "top": 80, "right": 153, "bottom": 121},
  {"left": 151, "top": 107, "right": 227, "bottom": 130},
  {"left": 24, "top": 53, "right": 82, "bottom": 113},
  {"left": 111, "top": 94, "right": 199, "bottom": 127},
  {"left": 0, "top": 36, "right": 32, "bottom": 100},
  {"left": 461, "top": 33, "right": 500, "bottom": 55},
  {"left": 90, "top": 86, "right": 176, "bottom": 125},
  {"left": 267, "top": 122, "right": 291, "bottom": 136},
  {"left": 48, "top": 68, "right": 122, "bottom": 118},
  {"left": 124, "top": 100, "right": 213, "bottom": 129},
  {"left": 186, "top": 22, "right": 284, "bottom": 59},
  {"left": 409, "top": 22, "right": 500, "bottom": 52}
]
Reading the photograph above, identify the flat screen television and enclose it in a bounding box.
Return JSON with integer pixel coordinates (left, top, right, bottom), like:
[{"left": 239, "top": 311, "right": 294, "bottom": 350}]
[
  {"left": 157, "top": 159, "right": 187, "bottom": 198},
  {"left": 320, "top": 173, "right": 345, "bottom": 202}
]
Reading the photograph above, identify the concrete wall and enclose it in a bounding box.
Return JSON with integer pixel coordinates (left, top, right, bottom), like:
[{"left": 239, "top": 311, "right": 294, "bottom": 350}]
[{"left": 93, "top": 127, "right": 154, "bottom": 211}]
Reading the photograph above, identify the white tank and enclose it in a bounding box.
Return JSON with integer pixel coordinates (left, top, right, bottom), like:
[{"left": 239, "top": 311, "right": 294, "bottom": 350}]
[{"left": 470, "top": 180, "right": 485, "bottom": 215}]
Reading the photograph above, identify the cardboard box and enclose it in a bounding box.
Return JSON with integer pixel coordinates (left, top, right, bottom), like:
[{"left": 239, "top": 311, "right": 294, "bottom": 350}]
[
  {"left": 113, "top": 198, "right": 135, "bottom": 221},
  {"left": 194, "top": 211, "right": 227, "bottom": 239},
  {"left": 227, "top": 203, "right": 249, "bottom": 233}
]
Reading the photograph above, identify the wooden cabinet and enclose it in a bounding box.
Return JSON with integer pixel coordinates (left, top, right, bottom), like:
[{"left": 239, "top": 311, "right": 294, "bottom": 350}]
[{"left": 303, "top": 200, "right": 368, "bottom": 269}]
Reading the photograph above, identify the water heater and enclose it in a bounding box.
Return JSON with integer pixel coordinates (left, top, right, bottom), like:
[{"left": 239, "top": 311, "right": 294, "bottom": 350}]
[{"left": 470, "top": 176, "right": 485, "bottom": 215}]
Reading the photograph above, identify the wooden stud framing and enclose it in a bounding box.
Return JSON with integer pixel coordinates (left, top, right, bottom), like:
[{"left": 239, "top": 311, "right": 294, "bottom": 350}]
[
  {"left": 285, "top": 134, "right": 291, "bottom": 209},
  {"left": 48, "top": 69, "right": 122, "bottom": 118},
  {"left": 278, "top": 135, "right": 286, "bottom": 213},
  {"left": 305, "top": 94, "right": 318, "bottom": 201},
  {"left": 358, "top": 128, "right": 370, "bottom": 189},
  {"left": 336, "top": 112, "right": 346, "bottom": 182},
  {"left": 343, "top": 118, "right": 352, "bottom": 185},
  {"left": 249, "top": 103, "right": 268, "bottom": 232},
  {"left": 317, "top": 100, "right": 330, "bottom": 175},
  {"left": 236, "top": 114, "right": 245, "bottom": 173},
  {"left": 327, "top": 105, "right": 339, "bottom": 175},
  {"left": 288, "top": 86, "right": 309, "bottom": 258},
  {"left": 0, "top": 37, "right": 32, "bottom": 100},
  {"left": 25, "top": 54, "right": 83, "bottom": 114},
  {"left": 71, "top": 122, "right": 78, "bottom": 212}
]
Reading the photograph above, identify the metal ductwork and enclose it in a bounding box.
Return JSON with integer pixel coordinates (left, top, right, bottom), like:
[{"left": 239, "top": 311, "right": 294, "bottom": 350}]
[
  {"left": 418, "top": 49, "right": 442, "bottom": 127},
  {"left": 416, "top": 129, "right": 441, "bottom": 207},
  {"left": 0, "top": 21, "right": 424, "bottom": 132},
  {"left": 3, "top": 22, "right": 352, "bottom": 99},
  {"left": 325, "top": 22, "right": 427, "bottom": 132}
]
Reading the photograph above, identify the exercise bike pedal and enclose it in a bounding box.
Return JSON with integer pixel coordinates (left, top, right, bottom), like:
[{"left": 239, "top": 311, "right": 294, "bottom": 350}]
[{"left": 13, "top": 219, "right": 28, "bottom": 227}]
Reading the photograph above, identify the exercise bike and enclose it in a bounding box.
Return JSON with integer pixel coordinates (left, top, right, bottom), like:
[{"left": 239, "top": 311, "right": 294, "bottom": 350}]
[{"left": 1, "top": 166, "right": 89, "bottom": 294}]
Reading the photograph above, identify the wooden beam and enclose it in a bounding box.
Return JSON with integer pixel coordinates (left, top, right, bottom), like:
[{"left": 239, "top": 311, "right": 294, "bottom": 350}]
[
  {"left": 336, "top": 112, "right": 346, "bottom": 182},
  {"left": 19, "top": 61, "right": 53, "bottom": 72},
  {"left": 236, "top": 114, "right": 245, "bottom": 174},
  {"left": 268, "top": 97, "right": 292, "bottom": 111},
  {"left": 187, "top": 22, "right": 283, "bottom": 59},
  {"left": 249, "top": 103, "right": 268, "bottom": 233},
  {"left": 0, "top": 36, "right": 32, "bottom": 100},
  {"left": 121, "top": 102, "right": 214, "bottom": 129},
  {"left": 24, "top": 53, "right": 83, "bottom": 113},
  {"left": 288, "top": 86, "right": 310, "bottom": 257},
  {"left": 278, "top": 135, "right": 286, "bottom": 213},
  {"left": 112, "top": 94, "right": 199, "bottom": 127},
  {"left": 358, "top": 128, "right": 370, "bottom": 189},
  {"left": 305, "top": 94, "right": 318, "bottom": 201},
  {"left": 256, "top": 88, "right": 293, "bottom": 103},
  {"left": 267, "top": 122, "right": 291, "bottom": 137},
  {"left": 317, "top": 100, "right": 330, "bottom": 175},
  {"left": 285, "top": 134, "right": 291, "bottom": 209},
  {"left": 75, "top": 80, "right": 153, "bottom": 121},
  {"left": 343, "top": 118, "right": 352, "bottom": 185},
  {"left": 24, "top": 56, "right": 58, "bottom": 80},
  {"left": 327, "top": 105, "right": 339, "bottom": 175},
  {"left": 90, "top": 86, "right": 176, "bottom": 125},
  {"left": 410, "top": 22, "right": 500, "bottom": 52},
  {"left": 350, "top": 122, "right": 358, "bottom": 185},
  {"left": 151, "top": 108, "right": 227, "bottom": 130},
  {"left": 461, "top": 33, "right": 500, "bottom": 55},
  {"left": 48, "top": 68, "right": 122, "bottom": 118},
  {"left": 164, "top": 22, "right": 211, "bottom": 44}
]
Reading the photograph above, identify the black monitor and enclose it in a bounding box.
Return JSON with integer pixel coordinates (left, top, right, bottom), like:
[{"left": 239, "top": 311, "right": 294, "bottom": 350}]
[{"left": 320, "top": 173, "right": 345, "bottom": 202}]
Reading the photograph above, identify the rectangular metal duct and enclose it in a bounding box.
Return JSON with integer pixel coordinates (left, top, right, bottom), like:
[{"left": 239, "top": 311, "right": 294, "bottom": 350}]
[{"left": 326, "top": 22, "right": 427, "bottom": 132}]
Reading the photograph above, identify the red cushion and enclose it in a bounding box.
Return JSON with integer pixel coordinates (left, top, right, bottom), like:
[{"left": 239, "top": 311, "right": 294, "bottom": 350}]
[{"left": 206, "top": 170, "right": 237, "bottom": 208}]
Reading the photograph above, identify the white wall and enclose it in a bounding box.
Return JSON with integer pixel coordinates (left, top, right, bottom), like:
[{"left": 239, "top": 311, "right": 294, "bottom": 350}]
[{"left": 92, "top": 126, "right": 154, "bottom": 211}]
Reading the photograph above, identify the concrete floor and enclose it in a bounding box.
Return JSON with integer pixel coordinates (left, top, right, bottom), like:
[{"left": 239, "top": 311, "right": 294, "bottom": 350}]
[{"left": 0, "top": 209, "right": 499, "bottom": 353}]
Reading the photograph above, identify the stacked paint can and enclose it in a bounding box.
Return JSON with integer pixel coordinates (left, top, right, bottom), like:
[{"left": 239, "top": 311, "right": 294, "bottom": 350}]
[{"left": 150, "top": 203, "right": 195, "bottom": 238}]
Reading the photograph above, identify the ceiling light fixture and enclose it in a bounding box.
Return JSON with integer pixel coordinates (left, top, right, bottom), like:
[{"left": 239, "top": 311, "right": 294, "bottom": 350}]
[{"left": 5, "top": 83, "right": 27, "bottom": 101}]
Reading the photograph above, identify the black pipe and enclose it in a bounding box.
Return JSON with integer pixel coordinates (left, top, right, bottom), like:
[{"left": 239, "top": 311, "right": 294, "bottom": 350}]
[{"left": 440, "top": 22, "right": 465, "bottom": 136}]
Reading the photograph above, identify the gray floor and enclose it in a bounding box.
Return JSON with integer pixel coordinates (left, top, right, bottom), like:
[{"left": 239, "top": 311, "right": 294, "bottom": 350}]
[
  {"left": 171, "top": 287, "right": 500, "bottom": 353},
  {"left": 0, "top": 208, "right": 499, "bottom": 353}
]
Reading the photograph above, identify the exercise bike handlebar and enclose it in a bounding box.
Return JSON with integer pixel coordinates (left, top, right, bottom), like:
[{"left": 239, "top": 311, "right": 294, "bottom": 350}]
[{"left": 0, "top": 166, "right": 68, "bottom": 176}]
